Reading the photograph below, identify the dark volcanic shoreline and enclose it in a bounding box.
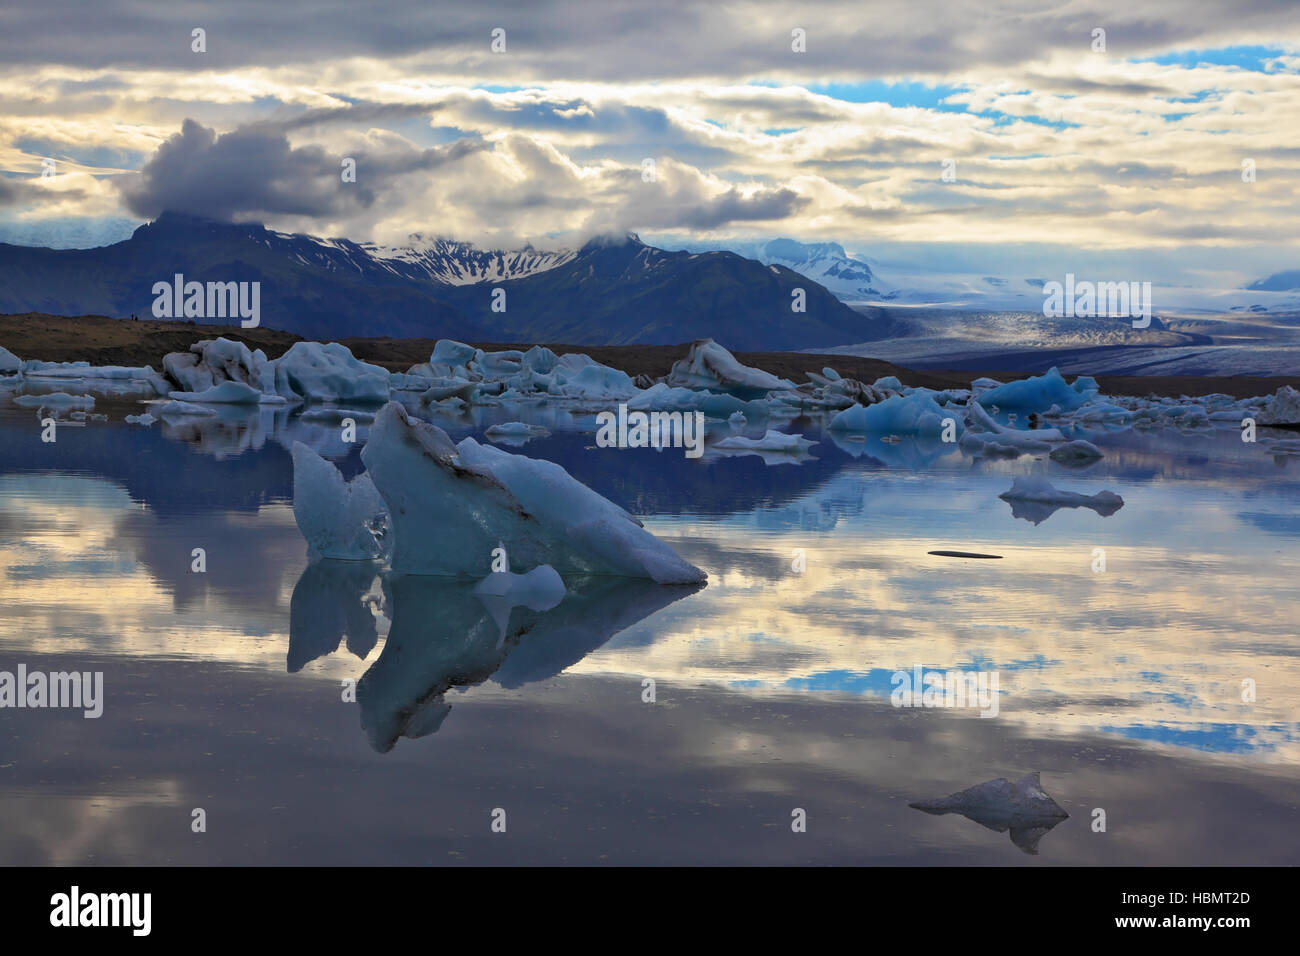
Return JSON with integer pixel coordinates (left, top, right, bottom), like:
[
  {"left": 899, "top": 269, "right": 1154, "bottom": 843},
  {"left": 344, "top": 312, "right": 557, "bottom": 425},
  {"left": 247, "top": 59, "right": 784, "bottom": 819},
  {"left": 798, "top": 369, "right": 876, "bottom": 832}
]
[{"left": 2, "top": 312, "right": 1296, "bottom": 400}]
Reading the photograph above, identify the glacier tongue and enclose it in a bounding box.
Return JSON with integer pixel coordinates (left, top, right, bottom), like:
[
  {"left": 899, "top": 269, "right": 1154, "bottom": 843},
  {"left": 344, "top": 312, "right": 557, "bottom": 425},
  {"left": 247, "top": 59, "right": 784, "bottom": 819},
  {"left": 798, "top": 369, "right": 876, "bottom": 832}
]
[{"left": 360, "top": 402, "right": 706, "bottom": 584}]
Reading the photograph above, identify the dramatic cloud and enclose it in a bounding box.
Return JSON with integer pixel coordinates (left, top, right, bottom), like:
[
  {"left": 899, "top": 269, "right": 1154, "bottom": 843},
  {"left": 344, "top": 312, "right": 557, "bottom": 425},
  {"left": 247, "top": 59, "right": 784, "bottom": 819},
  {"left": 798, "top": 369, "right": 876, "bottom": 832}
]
[
  {"left": 0, "top": 0, "right": 1296, "bottom": 282},
  {"left": 117, "top": 118, "right": 486, "bottom": 221}
]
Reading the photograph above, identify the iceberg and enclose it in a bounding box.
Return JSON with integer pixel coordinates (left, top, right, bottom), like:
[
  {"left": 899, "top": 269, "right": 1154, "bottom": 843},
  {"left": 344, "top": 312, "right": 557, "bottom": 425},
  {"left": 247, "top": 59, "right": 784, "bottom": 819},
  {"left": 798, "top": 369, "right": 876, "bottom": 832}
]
[
  {"left": 360, "top": 402, "right": 706, "bottom": 584},
  {"left": 1257, "top": 385, "right": 1300, "bottom": 426},
  {"left": 666, "top": 339, "right": 793, "bottom": 398},
  {"left": 485, "top": 421, "right": 550, "bottom": 443},
  {"left": 291, "top": 442, "right": 389, "bottom": 560},
  {"left": 12, "top": 392, "right": 94, "bottom": 409},
  {"left": 168, "top": 381, "right": 272, "bottom": 405},
  {"left": 959, "top": 399, "right": 1067, "bottom": 456},
  {"left": 977, "top": 367, "right": 1095, "bottom": 413},
  {"left": 297, "top": 407, "right": 376, "bottom": 422},
  {"left": 156, "top": 400, "right": 218, "bottom": 417},
  {"left": 475, "top": 350, "right": 524, "bottom": 377},
  {"left": 828, "top": 392, "right": 958, "bottom": 436},
  {"left": 1074, "top": 401, "right": 1133, "bottom": 423},
  {"left": 162, "top": 337, "right": 269, "bottom": 394},
  {"left": 419, "top": 378, "right": 478, "bottom": 404},
  {"left": 521, "top": 345, "right": 559, "bottom": 374},
  {"left": 713, "top": 430, "right": 816, "bottom": 455},
  {"left": 22, "top": 360, "right": 154, "bottom": 380},
  {"left": 0, "top": 346, "right": 20, "bottom": 376},
  {"left": 431, "top": 339, "right": 479, "bottom": 368},
  {"left": 627, "top": 383, "right": 762, "bottom": 420},
  {"left": 271, "top": 341, "right": 390, "bottom": 404},
  {"left": 547, "top": 363, "right": 637, "bottom": 400}
]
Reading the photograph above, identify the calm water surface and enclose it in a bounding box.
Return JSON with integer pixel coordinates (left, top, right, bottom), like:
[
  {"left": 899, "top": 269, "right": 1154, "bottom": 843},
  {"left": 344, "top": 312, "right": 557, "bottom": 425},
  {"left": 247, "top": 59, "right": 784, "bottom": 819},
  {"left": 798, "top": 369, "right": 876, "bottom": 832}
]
[{"left": 1, "top": 397, "right": 1297, "bottom": 864}]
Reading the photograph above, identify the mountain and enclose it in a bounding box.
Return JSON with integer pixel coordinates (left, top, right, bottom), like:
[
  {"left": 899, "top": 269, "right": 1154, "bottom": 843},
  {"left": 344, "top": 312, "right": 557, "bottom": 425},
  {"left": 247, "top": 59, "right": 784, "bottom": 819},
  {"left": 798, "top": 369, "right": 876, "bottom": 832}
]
[
  {"left": 1247, "top": 270, "right": 1300, "bottom": 292},
  {"left": 430, "top": 233, "right": 905, "bottom": 347},
  {"left": 0, "top": 212, "right": 481, "bottom": 341},
  {"left": 756, "top": 238, "right": 893, "bottom": 302},
  {"left": 0, "top": 213, "right": 899, "bottom": 349}
]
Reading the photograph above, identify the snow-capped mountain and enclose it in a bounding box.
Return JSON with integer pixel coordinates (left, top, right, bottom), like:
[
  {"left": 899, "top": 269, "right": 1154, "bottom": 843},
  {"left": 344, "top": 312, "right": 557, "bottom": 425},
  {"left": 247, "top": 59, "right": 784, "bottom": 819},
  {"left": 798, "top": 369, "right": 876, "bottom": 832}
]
[
  {"left": 362, "top": 236, "right": 576, "bottom": 285},
  {"left": 0, "top": 213, "right": 901, "bottom": 349},
  {"left": 755, "top": 238, "right": 892, "bottom": 302}
]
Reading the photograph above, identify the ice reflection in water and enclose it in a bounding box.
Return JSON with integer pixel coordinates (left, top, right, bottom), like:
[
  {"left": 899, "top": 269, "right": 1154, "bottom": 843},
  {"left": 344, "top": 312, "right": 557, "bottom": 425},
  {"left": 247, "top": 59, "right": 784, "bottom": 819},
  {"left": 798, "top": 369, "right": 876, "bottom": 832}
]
[{"left": 0, "top": 403, "right": 1298, "bottom": 863}]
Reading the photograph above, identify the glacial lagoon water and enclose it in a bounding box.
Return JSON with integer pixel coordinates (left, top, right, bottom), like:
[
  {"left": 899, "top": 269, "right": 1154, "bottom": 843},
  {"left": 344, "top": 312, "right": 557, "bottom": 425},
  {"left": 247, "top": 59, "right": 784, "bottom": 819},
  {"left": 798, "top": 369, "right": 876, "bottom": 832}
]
[{"left": 0, "top": 398, "right": 1298, "bottom": 865}]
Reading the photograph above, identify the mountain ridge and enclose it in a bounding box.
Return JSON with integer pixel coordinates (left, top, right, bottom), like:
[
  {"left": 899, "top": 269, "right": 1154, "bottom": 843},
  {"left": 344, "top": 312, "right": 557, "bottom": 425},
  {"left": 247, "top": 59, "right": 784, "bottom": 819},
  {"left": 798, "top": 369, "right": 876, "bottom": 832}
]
[{"left": 0, "top": 213, "right": 902, "bottom": 350}]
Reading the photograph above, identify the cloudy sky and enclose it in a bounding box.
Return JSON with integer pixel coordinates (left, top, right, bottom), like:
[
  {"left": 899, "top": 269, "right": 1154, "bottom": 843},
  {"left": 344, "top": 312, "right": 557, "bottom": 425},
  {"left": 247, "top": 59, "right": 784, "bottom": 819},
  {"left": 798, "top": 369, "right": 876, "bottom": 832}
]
[{"left": 1, "top": 0, "right": 1297, "bottom": 283}]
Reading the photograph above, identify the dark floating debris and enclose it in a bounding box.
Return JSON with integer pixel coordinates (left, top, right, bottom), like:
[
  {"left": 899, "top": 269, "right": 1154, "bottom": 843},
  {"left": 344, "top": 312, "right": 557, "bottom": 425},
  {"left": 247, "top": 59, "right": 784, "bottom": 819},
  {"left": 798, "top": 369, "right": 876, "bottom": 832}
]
[{"left": 928, "top": 550, "right": 1003, "bottom": 559}]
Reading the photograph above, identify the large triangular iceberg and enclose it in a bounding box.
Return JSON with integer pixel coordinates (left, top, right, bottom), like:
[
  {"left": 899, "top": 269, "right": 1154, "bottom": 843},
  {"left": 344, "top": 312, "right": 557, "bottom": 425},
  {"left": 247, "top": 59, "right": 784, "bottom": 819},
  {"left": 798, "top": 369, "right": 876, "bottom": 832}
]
[{"left": 360, "top": 402, "right": 706, "bottom": 584}]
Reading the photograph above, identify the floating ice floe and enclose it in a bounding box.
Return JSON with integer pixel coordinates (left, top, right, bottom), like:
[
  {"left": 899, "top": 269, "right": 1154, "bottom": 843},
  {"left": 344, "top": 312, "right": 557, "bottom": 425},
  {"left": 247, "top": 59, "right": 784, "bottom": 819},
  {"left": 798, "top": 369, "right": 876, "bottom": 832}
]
[
  {"left": 168, "top": 380, "right": 279, "bottom": 405},
  {"left": 125, "top": 412, "right": 157, "bottom": 426},
  {"left": 666, "top": 339, "right": 794, "bottom": 398},
  {"left": 156, "top": 400, "right": 218, "bottom": 417},
  {"left": 12, "top": 392, "right": 95, "bottom": 409},
  {"left": 360, "top": 402, "right": 706, "bottom": 584},
  {"left": 420, "top": 379, "right": 478, "bottom": 404},
  {"left": 910, "top": 772, "right": 1069, "bottom": 855},
  {"left": 713, "top": 430, "right": 816, "bottom": 456},
  {"left": 485, "top": 421, "right": 550, "bottom": 443},
  {"left": 959, "top": 399, "right": 1067, "bottom": 457},
  {"left": 627, "top": 383, "right": 763, "bottom": 420},
  {"left": 829, "top": 392, "right": 958, "bottom": 437},
  {"left": 21, "top": 359, "right": 160, "bottom": 384},
  {"left": 977, "top": 367, "right": 1097, "bottom": 413},
  {"left": 999, "top": 475, "right": 1124, "bottom": 524},
  {"left": 291, "top": 442, "right": 389, "bottom": 561},
  {"left": 1073, "top": 401, "right": 1134, "bottom": 423},
  {"left": 297, "top": 407, "right": 375, "bottom": 422}
]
